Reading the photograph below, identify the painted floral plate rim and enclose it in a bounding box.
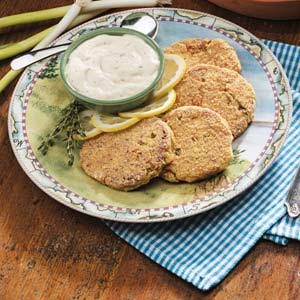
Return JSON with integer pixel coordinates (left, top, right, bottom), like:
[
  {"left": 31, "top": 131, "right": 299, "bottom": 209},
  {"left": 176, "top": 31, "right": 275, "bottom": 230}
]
[{"left": 8, "top": 8, "right": 292, "bottom": 222}]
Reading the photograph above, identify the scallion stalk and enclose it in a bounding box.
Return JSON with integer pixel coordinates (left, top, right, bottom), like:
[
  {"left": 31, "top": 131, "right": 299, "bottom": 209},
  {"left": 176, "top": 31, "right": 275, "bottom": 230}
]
[
  {"left": 82, "top": 0, "right": 171, "bottom": 11},
  {"left": 0, "top": 6, "right": 70, "bottom": 29},
  {"left": 0, "top": 27, "right": 54, "bottom": 60},
  {"left": 0, "top": 69, "right": 21, "bottom": 93},
  {"left": 35, "top": 1, "right": 84, "bottom": 50},
  {"left": 0, "top": 0, "right": 171, "bottom": 29}
]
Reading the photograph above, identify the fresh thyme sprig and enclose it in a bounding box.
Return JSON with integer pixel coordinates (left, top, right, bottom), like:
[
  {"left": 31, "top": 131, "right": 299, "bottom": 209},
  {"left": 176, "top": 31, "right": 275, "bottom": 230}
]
[{"left": 38, "top": 100, "right": 86, "bottom": 166}]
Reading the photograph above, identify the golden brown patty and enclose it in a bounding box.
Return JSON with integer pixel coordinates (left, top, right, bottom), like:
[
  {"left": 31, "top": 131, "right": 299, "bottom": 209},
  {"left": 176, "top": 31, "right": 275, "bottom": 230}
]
[
  {"left": 80, "top": 117, "right": 173, "bottom": 191},
  {"left": 173, "top": 64, "right": 256, "bottom": 138},
  {"left": 161, "top": 106, "right": 233, "bottom": 183},
  {"left": 164, "top": 38, "right": 241, "bottom": 72}
]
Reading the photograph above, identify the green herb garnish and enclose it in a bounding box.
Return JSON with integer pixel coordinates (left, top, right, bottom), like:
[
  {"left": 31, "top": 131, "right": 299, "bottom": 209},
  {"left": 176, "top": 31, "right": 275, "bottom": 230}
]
[{"left": 38, "top": 100, "right": 86, "bottom": 166}]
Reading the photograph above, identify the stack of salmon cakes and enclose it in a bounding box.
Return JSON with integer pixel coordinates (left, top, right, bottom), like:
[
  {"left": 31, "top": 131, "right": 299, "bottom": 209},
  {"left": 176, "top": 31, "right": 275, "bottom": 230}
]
[
  {"left": 165, "top": 38, "right": 255, "bottom": 138},
  {"left": 80, "top": 38, "right": 256, "bottom": 191}
]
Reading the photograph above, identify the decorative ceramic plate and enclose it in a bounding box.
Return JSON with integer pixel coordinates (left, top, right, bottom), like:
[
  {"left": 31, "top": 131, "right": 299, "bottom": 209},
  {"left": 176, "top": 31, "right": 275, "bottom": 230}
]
[{"left": 8, "top": 8, "right": 292, "bottom": 222}]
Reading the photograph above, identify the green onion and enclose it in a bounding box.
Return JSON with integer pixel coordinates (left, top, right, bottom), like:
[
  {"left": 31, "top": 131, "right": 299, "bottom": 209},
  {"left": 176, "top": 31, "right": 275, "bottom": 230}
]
[
  {"left": 0, "top": 6, "right": 70, "bottom": 29},
  {"left": 35, "top": 1, "right": 85, "bottom": 49},
  {"left": 0, "top": 0, "right": 171, "bottom": 30},
  {"left": 0, "top": 69, "right": 21, "bottom": 93},
  {"left": 0, "top": 43, "right": 14, "bottom": 49},
  {"left": 0, "top": 27, "right": 54, "bottom": 60}
]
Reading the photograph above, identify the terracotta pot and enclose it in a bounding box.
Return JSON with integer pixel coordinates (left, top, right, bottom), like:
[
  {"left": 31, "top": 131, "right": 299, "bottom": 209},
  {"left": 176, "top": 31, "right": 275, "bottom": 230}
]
[{"left": 208, "top": 0, "right": 300, "bottom": 20}]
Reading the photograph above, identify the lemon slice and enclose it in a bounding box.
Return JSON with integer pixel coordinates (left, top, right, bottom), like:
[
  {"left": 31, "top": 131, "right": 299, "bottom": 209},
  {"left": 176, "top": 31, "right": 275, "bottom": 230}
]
[
  {"left": 153, "top": 54, "right": 186, "bottom": 99},
  {"left": 119, "top": 89, "right": 176, "bottom": 119},
  {"left": 73, "top": 110, "right": 102, "bottom": 140},
  {"left": 92, "top": 113, "right": 140, "bottom": 132}
]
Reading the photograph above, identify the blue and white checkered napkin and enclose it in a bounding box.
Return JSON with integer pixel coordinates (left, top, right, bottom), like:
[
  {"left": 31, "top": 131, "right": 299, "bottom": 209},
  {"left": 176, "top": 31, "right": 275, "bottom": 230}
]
[{"left": 106, "top": 40, "right": 300, "bottom": 291}]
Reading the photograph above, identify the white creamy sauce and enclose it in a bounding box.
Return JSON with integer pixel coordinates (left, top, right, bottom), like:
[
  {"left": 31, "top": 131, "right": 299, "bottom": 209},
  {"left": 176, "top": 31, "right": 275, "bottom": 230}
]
[{"left": 65, "top": 34, "right": 160, "bottom": 100}]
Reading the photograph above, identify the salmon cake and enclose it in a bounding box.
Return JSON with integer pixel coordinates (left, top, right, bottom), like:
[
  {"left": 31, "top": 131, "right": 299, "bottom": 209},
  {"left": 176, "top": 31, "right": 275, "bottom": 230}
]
[
  {"left": 173, "top": 64, "right": 256, "bottom": 138},
  {"left": 164, "top": 38, "right": 241, "bottom": 72},
  {"left": 161, "top": 106, "right": 233, "bottom": 183},
  {"left": 80, "top": 117, "right": 174, "bottom": 191}
]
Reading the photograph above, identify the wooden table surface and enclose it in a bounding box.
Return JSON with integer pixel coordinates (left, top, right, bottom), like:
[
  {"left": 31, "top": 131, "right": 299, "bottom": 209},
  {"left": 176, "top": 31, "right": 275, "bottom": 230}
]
[{"left": 0, "top": 1, "right": 300, "bottom": 299}]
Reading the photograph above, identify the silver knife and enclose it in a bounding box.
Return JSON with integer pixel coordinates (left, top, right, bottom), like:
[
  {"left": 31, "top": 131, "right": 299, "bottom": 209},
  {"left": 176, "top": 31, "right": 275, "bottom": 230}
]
[
  {"left": 285, "top": 166, "right": 300, "bottom": 218},
  {"left": 10, "top": 42, "right": 71, "bottom": 71}
]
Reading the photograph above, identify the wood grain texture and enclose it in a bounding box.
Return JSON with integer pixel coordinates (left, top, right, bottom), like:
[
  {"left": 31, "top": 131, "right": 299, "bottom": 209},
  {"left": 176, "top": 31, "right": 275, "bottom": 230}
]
[{"left": 0, "top": 1, "right": 300, "bottom": 299}]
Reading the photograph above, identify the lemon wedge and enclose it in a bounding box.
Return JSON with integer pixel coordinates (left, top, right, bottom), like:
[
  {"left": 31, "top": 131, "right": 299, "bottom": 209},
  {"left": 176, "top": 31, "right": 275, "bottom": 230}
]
[
  {"left": 73, "top": 110, "right": 102, "bottom": 140},
  {"left": 92, "top": 113, "right": 140, "bottom": 132},
  {"left": 119, "top": 89, "right": 176, "bottom": 119},
  {"left": 153, "top": 54, "right": 186, "bottom": 99}
]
